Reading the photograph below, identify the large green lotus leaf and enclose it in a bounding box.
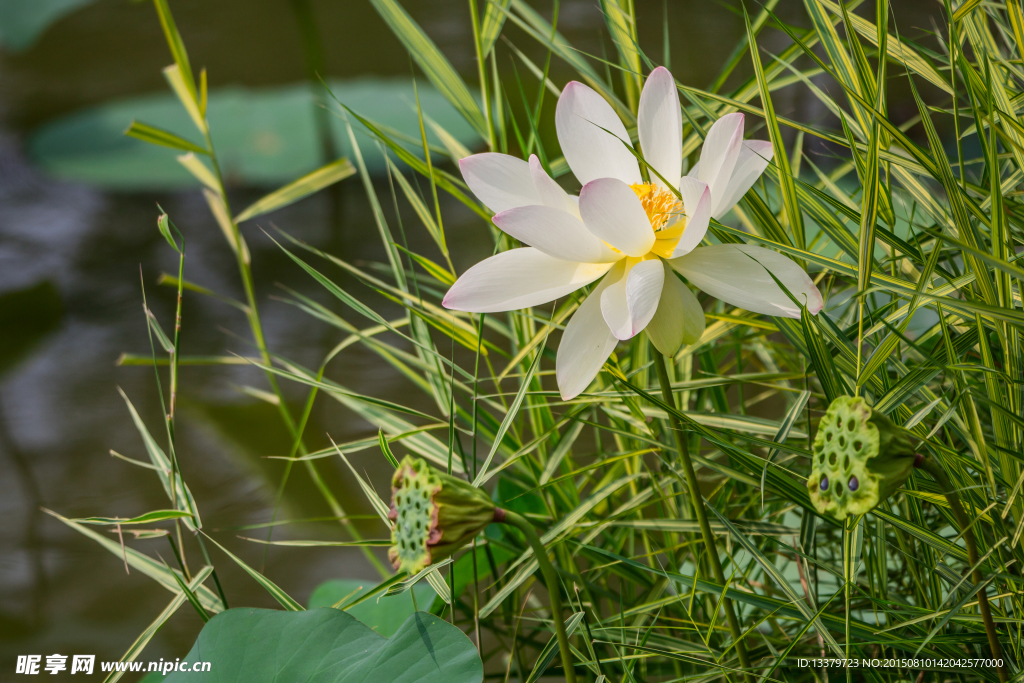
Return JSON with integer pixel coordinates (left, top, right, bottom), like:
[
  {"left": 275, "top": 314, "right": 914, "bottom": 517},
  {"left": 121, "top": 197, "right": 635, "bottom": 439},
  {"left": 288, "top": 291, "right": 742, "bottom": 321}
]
[
  {"left": 28, "top": 78, "right": 479, "bottom": 189},
  {"left": 0, "top": 0, "right": 94, "bottom": 52},
  {"left": 307, "top": 579, "right": 436, "bottom": 637},
  {"left": 164, "top": 607, "right": 482, "bottom": 682}
]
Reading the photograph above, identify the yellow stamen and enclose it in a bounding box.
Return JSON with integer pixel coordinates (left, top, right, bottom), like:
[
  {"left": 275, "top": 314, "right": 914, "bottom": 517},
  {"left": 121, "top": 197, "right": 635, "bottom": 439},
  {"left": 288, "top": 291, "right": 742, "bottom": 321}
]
[
  {"left": 630, "top": 183, "right": 682, "bottom": 230},
  {"left": 630, "top": 183, "right": 685, "bottom": 258}
]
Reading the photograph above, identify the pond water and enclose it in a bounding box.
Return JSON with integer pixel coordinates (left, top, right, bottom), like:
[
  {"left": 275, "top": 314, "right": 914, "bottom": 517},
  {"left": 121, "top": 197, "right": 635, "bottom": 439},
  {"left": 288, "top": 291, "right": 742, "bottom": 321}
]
[{"left": 0, "top": 0, "right": 939, "bottom": 671}]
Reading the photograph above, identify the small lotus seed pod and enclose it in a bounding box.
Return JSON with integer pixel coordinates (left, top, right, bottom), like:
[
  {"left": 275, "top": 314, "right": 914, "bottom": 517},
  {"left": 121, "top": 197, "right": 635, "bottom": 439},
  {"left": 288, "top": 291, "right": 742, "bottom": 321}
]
[
  {"left": 807, "top": 396, "right": 916, "bottom": 520},
  {"left": 388, "top": 456, "right": 497, "bottom": 574}
]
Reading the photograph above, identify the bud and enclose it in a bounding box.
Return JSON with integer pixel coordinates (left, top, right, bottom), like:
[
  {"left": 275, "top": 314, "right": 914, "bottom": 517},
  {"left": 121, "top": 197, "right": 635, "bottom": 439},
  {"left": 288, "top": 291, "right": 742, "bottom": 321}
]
[
  {"left": 807, "top": 396, "right": 916, "bottom": 521},
  {"left": 388, "top": 456, "right": 497, "bottom": 574}
]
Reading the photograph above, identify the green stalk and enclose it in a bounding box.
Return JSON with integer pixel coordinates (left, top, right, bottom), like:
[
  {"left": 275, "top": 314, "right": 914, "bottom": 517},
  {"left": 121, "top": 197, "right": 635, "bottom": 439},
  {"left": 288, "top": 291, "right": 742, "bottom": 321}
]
[
  {"left": 167, "top": 243, "right": 191, "bottom": 582},
  {"left": 917, "top": 456, "right": 1006, "bottom": 682},
  {"left": 188, "top": 104, "right": 387, "bottom": 574},
  {"left": 653, "top": 352, "right": 752, "bottom": 681},
  {"left": 146, "top": 3, "right": 361, "bottom": 569},
  {"left": 466, "top": 0, "right": 494, "bottom": 151},
  {"left": 498, "top": 510, "right": 576, "bottom": 683},
  {"left": 288, "top": 0, "right": 336, "bottom": 164},
  {"left": 169, "top": 244, "right": 228, "bottom": 607}
]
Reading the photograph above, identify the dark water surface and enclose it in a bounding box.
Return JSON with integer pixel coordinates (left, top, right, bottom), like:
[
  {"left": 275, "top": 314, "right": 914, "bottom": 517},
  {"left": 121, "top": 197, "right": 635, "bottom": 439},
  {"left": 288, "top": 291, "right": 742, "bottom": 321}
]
[{"left": 0, "top": 0, "right": 939, "bottom": 672}]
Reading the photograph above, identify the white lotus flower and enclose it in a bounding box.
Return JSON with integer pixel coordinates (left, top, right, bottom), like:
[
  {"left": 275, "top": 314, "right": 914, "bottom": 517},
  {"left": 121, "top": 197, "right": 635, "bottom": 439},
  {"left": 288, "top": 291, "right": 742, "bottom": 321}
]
[{"left": 445, "top": 67, "right": 823, "bottom": 400}]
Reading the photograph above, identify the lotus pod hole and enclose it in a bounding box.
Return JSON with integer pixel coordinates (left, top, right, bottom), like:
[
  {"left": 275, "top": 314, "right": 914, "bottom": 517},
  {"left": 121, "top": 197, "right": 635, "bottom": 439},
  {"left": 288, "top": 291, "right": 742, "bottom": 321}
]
[
  {"left": 388, "top": 456, "right": 497, "bottom": 575},
  {"left": 388, "top": 457, "right": 442, "bottom": 575},
  {"left": 808, "top": 396, "right": 916, "bottom": 520}
]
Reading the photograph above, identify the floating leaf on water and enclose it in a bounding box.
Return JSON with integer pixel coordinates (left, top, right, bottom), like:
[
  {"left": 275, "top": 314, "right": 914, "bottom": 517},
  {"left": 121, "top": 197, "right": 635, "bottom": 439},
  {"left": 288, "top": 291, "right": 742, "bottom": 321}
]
[
  {"left": 28, "top": 79, "right": 480, "bottom": 189},
  {"left": 307, "top": 578, "right": 435, "bottom": 637},
  {"left": 163, "top": 607, "right": 483, "bottom": 682},
  {"left": 0, "top": 0, "right": 94, "bottom": 52}
]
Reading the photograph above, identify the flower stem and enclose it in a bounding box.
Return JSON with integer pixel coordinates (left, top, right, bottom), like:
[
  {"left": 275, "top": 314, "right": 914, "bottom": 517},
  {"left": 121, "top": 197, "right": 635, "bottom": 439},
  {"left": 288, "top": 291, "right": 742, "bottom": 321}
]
[
  {"left": 498, "top": 510, "right": 576, "bottom": 683},
  {"left": 653, "top": 352, "right": 753, "bottom": 682},
  {"left": 916, "top": 456, "right": 1006, "bottom": 682}
]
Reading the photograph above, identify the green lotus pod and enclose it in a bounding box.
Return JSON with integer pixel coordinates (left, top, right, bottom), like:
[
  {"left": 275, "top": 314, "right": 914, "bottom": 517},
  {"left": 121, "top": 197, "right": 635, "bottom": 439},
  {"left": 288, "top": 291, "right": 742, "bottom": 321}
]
[
  {"left": 388, "top": 456, "right": 497, "bottom": 574},
  {"left": 807, "top": 396, "right": 917, "bottom": 520}
]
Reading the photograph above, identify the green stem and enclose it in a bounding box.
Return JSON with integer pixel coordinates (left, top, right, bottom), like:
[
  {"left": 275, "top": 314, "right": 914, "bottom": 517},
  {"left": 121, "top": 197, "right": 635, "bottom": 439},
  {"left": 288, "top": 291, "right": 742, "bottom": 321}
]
[
  {"left": 653, "top": 352, "right": 753, "bottom": 682},
  {"left": 917, "top": 456, "right": 1006, "bottom": 682},
  {"left": 498, "top": 510, "right": 576, "bottom": 683},
  {"left": 467, "top": 0, "right": 494, "bottom": 151},
  {"left": 197, "top": 121, "right": 387, "bottom": 578},
  {"left": 170, "top": 244, "right": 229, "bottom": 608},
  {"left": 288, "top": 0, "right": 337, "bottom": 164}
]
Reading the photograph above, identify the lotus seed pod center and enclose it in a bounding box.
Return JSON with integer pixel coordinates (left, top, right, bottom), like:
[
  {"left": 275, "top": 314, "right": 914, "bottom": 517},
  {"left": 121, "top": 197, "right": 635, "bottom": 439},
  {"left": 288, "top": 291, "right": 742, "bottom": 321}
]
[
  {"left": 808, "top": 396, "right": 879, "bottom": 520},
  {"left": 388, "top": 457, "right": 441, "bottom": 574},
  {"left": 807, "top": 396, "right": 916, "bottom": 520}
]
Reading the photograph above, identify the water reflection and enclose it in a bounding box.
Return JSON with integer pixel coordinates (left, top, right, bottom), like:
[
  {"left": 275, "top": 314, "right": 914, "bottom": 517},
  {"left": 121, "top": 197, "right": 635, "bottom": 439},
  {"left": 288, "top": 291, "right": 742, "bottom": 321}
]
[{"left": 0, "top": 123, "right": 484, "bottom": 659}]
